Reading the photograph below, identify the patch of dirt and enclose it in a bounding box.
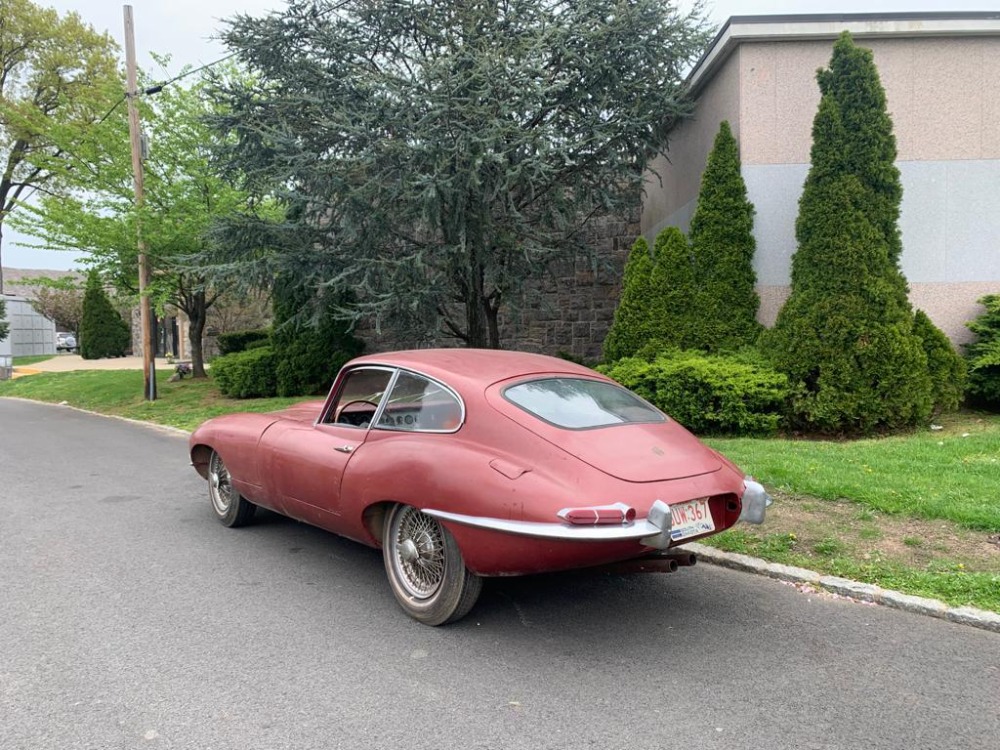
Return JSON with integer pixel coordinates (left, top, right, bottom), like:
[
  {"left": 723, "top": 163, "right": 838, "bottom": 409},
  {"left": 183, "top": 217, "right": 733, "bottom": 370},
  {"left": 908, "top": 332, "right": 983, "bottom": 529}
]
[{"left": 754, "top": 490, "right": 1000, "bottom": 573}]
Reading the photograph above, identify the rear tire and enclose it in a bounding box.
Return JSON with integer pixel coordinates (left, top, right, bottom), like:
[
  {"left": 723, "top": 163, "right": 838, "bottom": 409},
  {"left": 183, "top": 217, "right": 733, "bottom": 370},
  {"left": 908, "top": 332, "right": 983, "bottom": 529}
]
[
  {"left": 207, "top": 450, "right": 256, "bottom": 527},
  {"left": 383, "top": 504, "right": 481, "bottom": 626}
]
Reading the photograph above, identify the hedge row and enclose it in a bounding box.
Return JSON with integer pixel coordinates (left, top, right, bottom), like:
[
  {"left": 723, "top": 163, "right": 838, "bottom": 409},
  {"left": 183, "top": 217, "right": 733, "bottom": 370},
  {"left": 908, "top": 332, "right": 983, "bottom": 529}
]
[
  {"left": 600, "top": 351, "right": 792, "bottom": 435},
  {"left": 216, "top": 329, "right": 270, "bottom": 356},
  {"left": 211, "top": 346, "right": 278, "bottom": 399}
]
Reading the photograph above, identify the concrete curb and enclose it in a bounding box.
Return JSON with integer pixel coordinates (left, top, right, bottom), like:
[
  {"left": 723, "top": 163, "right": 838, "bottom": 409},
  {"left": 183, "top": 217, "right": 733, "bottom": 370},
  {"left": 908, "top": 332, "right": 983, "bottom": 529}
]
[
  {"left": 4, "top": 397, "right": 998, "bottom": 634},
  {"left": 684, "top": 542, "right": 1000, "bottom": 634}
]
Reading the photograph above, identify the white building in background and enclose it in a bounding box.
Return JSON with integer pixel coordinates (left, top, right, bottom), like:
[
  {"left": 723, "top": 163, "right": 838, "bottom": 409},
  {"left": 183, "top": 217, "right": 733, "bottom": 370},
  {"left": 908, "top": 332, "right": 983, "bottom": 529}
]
[
  {"left": 641, "top": 12, "right": 1000, "bottom": 344},
  {"left": 0, "top": 295, "right": 56, "bottom": 358}
]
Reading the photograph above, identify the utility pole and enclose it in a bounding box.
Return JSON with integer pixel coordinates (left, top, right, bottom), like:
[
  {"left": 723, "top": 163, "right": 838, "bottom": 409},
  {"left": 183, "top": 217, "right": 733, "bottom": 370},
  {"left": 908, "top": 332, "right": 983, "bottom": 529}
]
[{"left": 123, "top": 5, "right": 156, "bottom": 400}]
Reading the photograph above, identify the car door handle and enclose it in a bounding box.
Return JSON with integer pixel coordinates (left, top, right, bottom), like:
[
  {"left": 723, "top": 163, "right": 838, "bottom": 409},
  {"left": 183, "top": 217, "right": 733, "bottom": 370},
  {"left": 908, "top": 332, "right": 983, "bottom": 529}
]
[{"left": 335, "top": 445, "right": 355, "bottom": 453}]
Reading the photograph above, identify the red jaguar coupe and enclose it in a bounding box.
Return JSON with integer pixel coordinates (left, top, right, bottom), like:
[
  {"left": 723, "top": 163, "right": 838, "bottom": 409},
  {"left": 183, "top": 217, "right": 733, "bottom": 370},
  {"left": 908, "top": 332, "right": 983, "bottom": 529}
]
[{"left": 190, "top": 349, "right": 770, "bottom": 625}]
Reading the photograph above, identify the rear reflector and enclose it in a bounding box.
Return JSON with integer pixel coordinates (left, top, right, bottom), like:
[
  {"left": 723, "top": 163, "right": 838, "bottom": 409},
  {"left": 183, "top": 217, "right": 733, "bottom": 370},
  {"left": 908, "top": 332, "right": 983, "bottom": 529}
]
[{"left": 558, "top": 503, "right": 636, "bottom": 525}]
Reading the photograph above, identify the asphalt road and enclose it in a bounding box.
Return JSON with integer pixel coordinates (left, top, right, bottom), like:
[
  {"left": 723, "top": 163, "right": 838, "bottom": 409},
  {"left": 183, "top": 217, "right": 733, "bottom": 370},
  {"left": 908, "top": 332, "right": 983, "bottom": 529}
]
[{"left": 1, "top": 398, "right": 998, "bottom": 750}]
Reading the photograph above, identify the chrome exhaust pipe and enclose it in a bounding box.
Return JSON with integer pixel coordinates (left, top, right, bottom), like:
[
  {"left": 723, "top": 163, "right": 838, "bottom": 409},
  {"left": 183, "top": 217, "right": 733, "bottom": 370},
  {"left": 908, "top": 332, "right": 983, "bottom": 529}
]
[{"left": 664, "top": 551, "right": 697, "bottom": 567}]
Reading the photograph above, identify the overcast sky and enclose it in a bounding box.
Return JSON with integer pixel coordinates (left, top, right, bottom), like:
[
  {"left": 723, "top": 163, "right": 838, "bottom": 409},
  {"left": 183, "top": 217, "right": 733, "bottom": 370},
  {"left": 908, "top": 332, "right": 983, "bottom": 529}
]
[{"left": 6, "top": 0, "right": 996, "bottom": 271}]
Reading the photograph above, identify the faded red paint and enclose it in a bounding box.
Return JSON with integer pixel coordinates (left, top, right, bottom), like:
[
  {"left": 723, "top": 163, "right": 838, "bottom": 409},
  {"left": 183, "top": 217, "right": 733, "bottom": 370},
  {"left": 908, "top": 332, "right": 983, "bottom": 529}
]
[{"left": 190, "top": 349, "right": 749, "bottom": 576}]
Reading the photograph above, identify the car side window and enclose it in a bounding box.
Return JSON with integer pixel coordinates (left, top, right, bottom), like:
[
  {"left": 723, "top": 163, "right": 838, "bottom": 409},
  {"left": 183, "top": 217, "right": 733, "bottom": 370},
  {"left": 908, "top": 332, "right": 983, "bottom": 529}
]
[
  {"left": 376, "top": 371, "right": 463, "bottom": 433},
  {"left": 328, "top": 367, "right": 395, "bottom": 428}
]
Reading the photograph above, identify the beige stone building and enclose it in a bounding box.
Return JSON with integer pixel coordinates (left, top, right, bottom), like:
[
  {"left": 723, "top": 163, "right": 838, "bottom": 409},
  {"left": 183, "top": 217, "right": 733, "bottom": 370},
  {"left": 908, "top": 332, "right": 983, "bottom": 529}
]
[{"left": 641, "top": 12, "right": 1000, "bottom": 344}]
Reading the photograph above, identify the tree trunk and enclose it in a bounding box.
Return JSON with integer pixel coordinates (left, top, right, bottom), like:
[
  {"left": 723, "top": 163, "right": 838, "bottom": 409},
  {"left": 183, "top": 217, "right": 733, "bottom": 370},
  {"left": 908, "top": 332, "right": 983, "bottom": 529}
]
[
  {"left": 464, "top": 255, "right": 489, "bottom": 348},
  {"left": 188, "top": 290, "right": 208, "bottom": 378},
  {"left": 486, "top": 297, "right": 501, "bottom": 349},
  {"left": 464, "top": 297, "right": 488, "bottom": 348},
  {"left": 0, "top": 222, "right": 5, "bottom": 296}
]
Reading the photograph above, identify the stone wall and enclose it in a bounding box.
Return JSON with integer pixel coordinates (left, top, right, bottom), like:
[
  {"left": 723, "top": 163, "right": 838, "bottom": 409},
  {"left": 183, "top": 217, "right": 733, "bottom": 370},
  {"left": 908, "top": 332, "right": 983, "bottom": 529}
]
[{"left": 358, "top": 209, "right": 639, "bottom": 362}]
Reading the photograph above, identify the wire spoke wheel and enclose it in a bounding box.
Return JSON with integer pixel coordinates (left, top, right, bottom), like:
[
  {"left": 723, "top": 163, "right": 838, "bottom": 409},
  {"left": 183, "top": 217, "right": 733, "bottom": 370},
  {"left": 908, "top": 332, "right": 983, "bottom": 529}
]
[
  {"left": 208, "top": 451, "right": 233, "bottom": 516},
  {"left": 390, "top": 506, "right": 447, "bottom": 599},
  {"left": 383, "top": 504, "right": 482, "bottom": 626},
  {"left": 206, "top": 449, "right": 255, "bottom": 528}
]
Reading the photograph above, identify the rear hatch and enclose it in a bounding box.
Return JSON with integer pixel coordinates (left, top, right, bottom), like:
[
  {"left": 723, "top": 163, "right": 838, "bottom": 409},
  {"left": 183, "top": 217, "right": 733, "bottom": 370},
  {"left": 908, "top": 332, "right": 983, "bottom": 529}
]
[{"left": 486, "top": 379, "right": 721, "bottom": 483}]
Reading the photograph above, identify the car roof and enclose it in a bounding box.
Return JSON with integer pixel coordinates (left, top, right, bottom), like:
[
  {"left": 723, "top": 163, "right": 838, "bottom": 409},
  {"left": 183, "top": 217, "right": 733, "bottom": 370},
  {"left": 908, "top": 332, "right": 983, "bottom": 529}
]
[{"left": 346, "top": 349, "right": 601, "bottom": 390}]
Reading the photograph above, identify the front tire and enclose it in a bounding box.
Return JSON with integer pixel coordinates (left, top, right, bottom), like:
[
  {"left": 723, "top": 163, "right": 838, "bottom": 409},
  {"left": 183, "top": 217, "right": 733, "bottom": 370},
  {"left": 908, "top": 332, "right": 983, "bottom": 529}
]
[
  {"left": 207, "top": 450, "right": 256, "bottom": 527},
  {"left": 383, "top": 504, "right": 482, "bottom": 626}
]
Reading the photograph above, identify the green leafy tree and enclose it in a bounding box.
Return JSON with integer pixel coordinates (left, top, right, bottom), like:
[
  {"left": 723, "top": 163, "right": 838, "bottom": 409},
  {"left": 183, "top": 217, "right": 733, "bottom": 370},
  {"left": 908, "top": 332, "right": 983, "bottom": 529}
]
[
  {"left": 603, "top": 237, "right": 655, "bottom": 362},
  {"left": 12, "top": 64, "right": 259, "bottom": 377},
  {"left": 79, "top": 271, "right": 129, "bottom": 359},
  {"left": 0, "top": 0, "right": 118, "bottom": 294},
  {"left": 688, "top": 120, "right": 759, "bottom": 351},
  {"left": 912, "top": 310, "right": 966, "bottom": 414},
  {"left": 0, "top": 297, "right": 9, "bottom": 342},
  {"left": 272, "top": 276, "right": 364, "bottom": 397},
  {"left": 209, "top": 0, "right": 712, "bottom": 348},
  {"left": 762, "top": 34, "right": 931, "bottom": 434},
  {"left": 965, "top": 294, "right": 1000, "bottom": 409}
]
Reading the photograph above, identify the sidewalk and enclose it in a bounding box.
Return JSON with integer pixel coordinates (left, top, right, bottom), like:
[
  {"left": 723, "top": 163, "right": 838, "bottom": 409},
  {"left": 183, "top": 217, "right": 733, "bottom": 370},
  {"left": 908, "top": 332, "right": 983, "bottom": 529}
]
[{"left": 13, "top": 354, "right": 164, "bottom": 377}]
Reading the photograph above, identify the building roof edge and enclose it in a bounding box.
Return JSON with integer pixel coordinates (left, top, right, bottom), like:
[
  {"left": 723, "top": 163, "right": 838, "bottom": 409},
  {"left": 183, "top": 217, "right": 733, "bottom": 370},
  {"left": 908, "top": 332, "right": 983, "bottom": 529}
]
[{"left": 687, "top": 11, "right": 1000, "bottom": 97}]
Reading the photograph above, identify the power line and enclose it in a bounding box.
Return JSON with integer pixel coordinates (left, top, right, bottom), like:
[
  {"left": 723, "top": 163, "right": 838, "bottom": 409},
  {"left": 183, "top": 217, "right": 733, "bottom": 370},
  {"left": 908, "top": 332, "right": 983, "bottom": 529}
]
[
  {"left": 95, "top": 94, "right": 127, "bottom": 126},
  {"left": 142, "top": 52, "right": 238, "bottom": 95}
]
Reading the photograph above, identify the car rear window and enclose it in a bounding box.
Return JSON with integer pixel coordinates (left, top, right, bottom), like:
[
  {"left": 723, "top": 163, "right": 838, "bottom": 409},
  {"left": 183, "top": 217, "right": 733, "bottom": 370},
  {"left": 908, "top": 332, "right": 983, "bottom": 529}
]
[{"left": 503, "top": 377, "right": 665, "bottom": 429}]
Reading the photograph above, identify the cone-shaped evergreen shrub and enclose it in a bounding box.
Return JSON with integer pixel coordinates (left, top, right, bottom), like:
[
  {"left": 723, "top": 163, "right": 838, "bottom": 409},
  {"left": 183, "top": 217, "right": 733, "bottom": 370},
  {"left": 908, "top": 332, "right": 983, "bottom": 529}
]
[
  {"left": 913, "top": 310, "right": 966, "bottom": 414},
  {"left": 818, "top": 33, "right": 904, "bottom": 268},
  {"left": 964, "top": 294, "right": 1000, "bottom": 409},
  {"left": 603, "top": 237, "right": 655, "bottom": 362},
  {"left": 689, "top": 120, "right": 760, "bottom": 351},
  {"left": 0, "top": 298, "right": 8, "bottom": 343},
  {"left": 762, "top": 40, "right": 932, "bottom": 435},
  {"left": 272, "top": 277, "right": 364, "bottom": 397},
  {"left": 79, "top": 271, "right": 130, "bottom": 360},
  {"left": 649, "top": 226, "right": 697, "bottom": 350}
]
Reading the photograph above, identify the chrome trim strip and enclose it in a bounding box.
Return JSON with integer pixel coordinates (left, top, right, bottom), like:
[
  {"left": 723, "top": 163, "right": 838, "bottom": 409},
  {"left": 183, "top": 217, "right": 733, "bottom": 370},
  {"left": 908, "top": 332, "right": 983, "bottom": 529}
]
[{"left": 425, "top": 499, "right": 675, "bottom": 549}]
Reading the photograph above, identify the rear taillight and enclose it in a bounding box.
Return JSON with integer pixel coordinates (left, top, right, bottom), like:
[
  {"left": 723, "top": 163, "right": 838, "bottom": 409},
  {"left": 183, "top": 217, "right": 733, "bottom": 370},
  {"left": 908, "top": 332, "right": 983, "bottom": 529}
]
[{"left": 557, "top": 502, "right": 636, "bottom": 525}]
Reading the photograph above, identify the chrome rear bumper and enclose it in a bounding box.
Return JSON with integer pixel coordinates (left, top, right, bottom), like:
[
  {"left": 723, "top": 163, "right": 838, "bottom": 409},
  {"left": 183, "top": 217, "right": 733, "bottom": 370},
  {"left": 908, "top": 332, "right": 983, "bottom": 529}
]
[
  {"left": 738, "top": 479, "right": 772, "bottom": 525},
  {"left": 427, "top": 478, "right": 771, "bottom": 549},
  {"left": 425, "top": 498, "right": 677, "bottom": 549}
]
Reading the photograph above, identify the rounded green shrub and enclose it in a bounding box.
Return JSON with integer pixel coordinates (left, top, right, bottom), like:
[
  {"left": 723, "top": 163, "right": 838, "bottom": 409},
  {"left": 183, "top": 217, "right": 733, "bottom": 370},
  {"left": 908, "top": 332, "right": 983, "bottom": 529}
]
[
  {"left": 212, "top": 346, "right": 278, "bottom": 398},
  {"left": 216, "top": 329, "right": 271, "bottom": 356},
  {"left": 600, "top": 351, "right": 791, "bottom": 435}
]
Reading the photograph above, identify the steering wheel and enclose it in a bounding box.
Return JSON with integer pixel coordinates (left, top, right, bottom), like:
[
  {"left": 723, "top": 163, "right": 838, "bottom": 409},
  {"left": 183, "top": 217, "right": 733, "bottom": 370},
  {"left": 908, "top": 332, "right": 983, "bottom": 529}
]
[{"left": 335, "top": 399, "right": 380, "bottom": 426}]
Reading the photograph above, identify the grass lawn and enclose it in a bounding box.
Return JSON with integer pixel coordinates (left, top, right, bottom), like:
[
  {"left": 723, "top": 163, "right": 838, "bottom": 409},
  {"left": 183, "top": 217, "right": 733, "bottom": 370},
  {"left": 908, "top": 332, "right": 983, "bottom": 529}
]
[
  {"left": 2, "top": 369, "right": 998, "bottom": 612},
  {"left": 705, "top": 410, "right": 1000, "bottom": 532},
  {"left": 0, "top": 369, "right": 313, "bottom": 431}
]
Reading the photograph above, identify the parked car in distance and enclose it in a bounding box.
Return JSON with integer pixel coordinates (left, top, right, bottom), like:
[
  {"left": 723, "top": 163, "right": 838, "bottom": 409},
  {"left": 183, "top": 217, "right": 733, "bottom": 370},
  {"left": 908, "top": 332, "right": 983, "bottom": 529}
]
[
  {"left": 189, "top": 349, "right": 771, "bottom": 625},
  {"left": 56, "top": 332, "right": 77, "bottom": 352}
]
